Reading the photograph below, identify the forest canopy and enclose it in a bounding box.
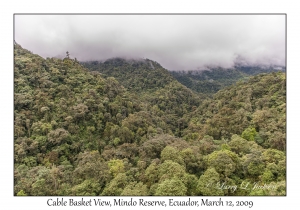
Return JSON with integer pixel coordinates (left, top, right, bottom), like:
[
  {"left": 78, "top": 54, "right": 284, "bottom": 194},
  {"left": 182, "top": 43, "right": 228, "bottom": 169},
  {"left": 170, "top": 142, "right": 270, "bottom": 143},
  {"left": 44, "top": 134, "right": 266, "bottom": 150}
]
[{"left": 14, "top": 43, "right": 286, "bottom": 196}]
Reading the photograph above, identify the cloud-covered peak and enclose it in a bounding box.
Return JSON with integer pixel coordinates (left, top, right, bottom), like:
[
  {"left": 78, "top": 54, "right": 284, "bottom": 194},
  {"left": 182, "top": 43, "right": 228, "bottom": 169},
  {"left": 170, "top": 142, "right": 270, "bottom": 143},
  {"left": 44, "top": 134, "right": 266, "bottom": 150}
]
[{"left": 15, "top": 15, "right": 285, "bottom": 70}]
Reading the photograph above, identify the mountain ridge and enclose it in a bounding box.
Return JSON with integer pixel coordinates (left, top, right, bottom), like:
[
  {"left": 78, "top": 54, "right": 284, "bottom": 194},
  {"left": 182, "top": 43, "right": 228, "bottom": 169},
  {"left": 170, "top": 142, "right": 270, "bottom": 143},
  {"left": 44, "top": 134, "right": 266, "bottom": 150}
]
[{"left": 170, "top": 65, "right": 285, "bottom": 96}]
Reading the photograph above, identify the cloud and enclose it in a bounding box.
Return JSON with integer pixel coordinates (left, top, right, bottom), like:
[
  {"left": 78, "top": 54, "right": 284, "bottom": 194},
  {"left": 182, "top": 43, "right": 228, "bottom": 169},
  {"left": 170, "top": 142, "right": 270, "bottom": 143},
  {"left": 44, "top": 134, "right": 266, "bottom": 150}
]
[{"left": 14, "top": 15, "right": 285, "bottom": 70}]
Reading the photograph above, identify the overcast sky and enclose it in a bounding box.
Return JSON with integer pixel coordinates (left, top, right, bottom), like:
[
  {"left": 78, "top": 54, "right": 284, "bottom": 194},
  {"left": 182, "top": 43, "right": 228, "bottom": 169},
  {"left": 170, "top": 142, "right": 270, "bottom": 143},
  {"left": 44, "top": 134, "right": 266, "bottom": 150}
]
[{"left": 14, "top": 15, "right": 285, "bottom": 70}]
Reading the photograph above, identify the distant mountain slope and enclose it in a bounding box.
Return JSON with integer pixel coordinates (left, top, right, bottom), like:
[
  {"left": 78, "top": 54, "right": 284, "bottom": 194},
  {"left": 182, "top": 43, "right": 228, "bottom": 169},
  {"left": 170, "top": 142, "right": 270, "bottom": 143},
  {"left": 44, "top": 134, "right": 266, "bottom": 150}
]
[
  {"left": 81, "top": 58, "right": 175, "bottom": 92},
  {"left": 235, "top": 64, "right": 286, "bottom": 75},
  {"left": 82, "top": 58, "right": 205, "bottom": 136},
  {"left": 183, "top": 72, "right": 286, "bottom": 151},
  {"left": 170, "top": 65, "right": 285, "bottom": 95}
]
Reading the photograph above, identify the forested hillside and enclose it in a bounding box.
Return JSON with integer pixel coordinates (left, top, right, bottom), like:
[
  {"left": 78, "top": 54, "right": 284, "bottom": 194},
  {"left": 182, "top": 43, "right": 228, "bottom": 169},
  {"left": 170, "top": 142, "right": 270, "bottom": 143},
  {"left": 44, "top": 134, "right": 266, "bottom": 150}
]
[
  {"left": 14, "top": 43, "right": 286, "bottom": 196},
  {"left": 184, "top": 72, "right": 286, "bottom": 150},
  {"left": 170, "top": 66, "right": 285, "bottom": 96},
  {"left": 81, "top": 58, "right": 204, "bottom": 137},
  {"left": 82, "top": 58, "right": 174, "bottom": 93}
]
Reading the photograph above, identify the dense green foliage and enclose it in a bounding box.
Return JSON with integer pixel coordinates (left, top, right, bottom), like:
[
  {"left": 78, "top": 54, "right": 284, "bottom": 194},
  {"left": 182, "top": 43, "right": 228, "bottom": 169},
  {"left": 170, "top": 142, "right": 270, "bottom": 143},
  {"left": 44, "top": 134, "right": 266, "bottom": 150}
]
[
  {"left": 82, "top": 58, "right": 204, "bottom": 137},
  {"left": 82, "top": 58, "right": 174, "bottom": 93},
  {"left": 183, "top": 72, "right": 286, "bottom": 151},
  {"left": 14, "top": 43, "right": 286, "bottom": 196},
  {"left": 170, "top": 66, "right": 284, "bottom": 96}
]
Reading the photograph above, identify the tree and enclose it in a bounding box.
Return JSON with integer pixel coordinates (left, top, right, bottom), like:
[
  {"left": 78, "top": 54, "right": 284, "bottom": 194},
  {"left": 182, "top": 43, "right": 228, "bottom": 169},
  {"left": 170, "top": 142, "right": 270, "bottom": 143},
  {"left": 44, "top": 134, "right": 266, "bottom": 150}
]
[
  {"left": 180, "top": 147, "right": 204, "bottom": 175},
  {"left": 199, "top": 135, "right": 217, "bottom": 155},
  {"left": 158, "top": 160, "right": 186, "bottom": 182},
  {"left": 71, "top": 179, "right": 101, "bottom": 196},
  {"left": 16, "top": 190, "right": 27, "bottom": 196},
  {"left": 108, "top": 159, "right": 125, "bottom": 178},
  {"left": 206, "top": 150, "right": 239, "bottom": 177},
  {"left": 73, "top": 151, "right": 109, "bottom": 188},
  {"left": 262, "top": 149, "right": 285, "bottom": 164},
  {"left": 241, "top": 127, "right": 257, "bottom": 141},
  {"left": 73, "top": 103, "right": 89, "bottom": 122},
  {"left": 197, "top": 168, "right": 224, "bottom": 196},
  {"left": 144, "top": 160, "right": 160, "bottom": 187},
  {"left": 101, "top": 173, "right": 128, "bottom": 196},
  {"left": 242, "top": 151, "right": 265, "bottom": 177},
  {"left": 160, "top": 146, "right": 184, "bottom": 165},
  {"left": 228, "top": 134, "right": 250, "bottom": 155},
  {"left": 155, "top": 178, "right": 187, "bottom": 196},
  {"left": 121, "top": 182, "right": 148, "bottom": 196},
  {"left": 47, "top": 128, "right": 69, "bottom": 145}
]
